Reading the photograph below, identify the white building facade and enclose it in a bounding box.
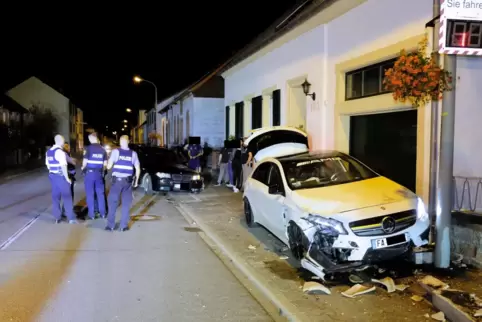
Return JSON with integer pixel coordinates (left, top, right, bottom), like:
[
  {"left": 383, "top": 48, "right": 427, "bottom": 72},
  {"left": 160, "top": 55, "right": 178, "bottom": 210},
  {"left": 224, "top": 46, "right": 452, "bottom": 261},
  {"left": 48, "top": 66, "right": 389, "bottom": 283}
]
[
  {"left": 7, "top": 76, "right": 84, "bottom": 151},
  {"left": 221, "top": 0, "right": 482, "bottom": 208},
  {"left": 158, "top": 76, "right": 225, "bottom": 148}
]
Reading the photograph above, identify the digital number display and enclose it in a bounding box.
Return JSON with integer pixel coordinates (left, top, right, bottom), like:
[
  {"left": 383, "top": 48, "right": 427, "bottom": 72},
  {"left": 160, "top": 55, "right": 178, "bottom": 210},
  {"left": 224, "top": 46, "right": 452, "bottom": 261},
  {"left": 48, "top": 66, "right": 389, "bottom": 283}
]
[{"left": 446, "top": 19, "right": 482, "bottom": 48}]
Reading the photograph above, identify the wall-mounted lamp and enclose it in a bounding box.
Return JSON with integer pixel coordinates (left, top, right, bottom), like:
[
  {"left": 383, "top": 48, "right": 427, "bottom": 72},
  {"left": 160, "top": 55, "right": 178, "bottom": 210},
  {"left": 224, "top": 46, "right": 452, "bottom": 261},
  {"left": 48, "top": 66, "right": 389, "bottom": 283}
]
[{"left": 301, "top": 79, "right": 316, "bottom": 101}]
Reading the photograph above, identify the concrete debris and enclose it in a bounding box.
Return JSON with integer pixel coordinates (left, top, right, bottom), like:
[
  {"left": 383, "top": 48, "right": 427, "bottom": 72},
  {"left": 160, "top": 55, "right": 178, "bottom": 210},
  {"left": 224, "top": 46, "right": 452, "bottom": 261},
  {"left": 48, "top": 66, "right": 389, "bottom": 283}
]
[
  {"left": 248, "top": 245, "right": 257, "bottom": 250},
  {"left": 371, "top": 277, "right": 396, "bottom": 293},
  {"left": 475, "top": 308, "right": 482, "bottom": 317},
  {"left": 395, "top": 284, "right": 409, "bottom": 291},
  {"left": 302, "top": 281, "right": 331, "bottom": 295},
  {"left": 341, "top": 284, "right": 376, "bottom": 298},
  {"left": 411, "top": 295, "right": 425, "bottom": 302},
  {"left": 431, "top": 311, "right": 446, "bottom": 321},
  {"left": 419, "top": 275, "right": 449, "bottom": 290}
]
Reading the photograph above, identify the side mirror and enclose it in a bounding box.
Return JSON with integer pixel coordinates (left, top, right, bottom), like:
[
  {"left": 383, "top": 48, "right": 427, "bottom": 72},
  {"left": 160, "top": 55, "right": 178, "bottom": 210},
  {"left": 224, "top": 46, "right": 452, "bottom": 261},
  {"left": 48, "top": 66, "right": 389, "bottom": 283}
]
[{"left": 268, "top": 184, "right": 279, "bottom": 194}]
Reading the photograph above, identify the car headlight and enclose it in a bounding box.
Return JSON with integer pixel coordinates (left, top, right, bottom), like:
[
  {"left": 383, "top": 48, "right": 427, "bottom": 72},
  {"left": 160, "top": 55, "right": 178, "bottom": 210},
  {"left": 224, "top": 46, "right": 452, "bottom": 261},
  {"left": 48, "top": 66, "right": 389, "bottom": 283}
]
[
  {"left": 417, "top": 198, "right": 429, "bottom": 222},
  {"left": 156, "top": 172, "right": 171, "bottom": 179},
  {"left": 192, "top": 174, "right": 201, "bottom": 180},
  {"left": 303, "top": 214, "right": 348, "bottom": 235}
]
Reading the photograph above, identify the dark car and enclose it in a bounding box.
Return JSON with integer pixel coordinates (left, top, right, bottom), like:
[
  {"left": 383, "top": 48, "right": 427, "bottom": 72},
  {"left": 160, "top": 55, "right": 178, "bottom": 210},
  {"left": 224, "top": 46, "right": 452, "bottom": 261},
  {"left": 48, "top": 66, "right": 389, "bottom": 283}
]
[{"left": 129, "top": 144, "right": 203, "bottom": 195}]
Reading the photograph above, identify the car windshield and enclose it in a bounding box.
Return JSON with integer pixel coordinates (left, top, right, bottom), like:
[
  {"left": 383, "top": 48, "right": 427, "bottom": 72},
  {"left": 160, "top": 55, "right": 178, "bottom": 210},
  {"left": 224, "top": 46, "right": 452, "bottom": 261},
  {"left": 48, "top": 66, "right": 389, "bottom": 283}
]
[
  {"left": 281, "top": 155, "right": 378, "bottom": 190},
  {"left": 138, "top": 147, "right": 179, "bottom": 164}
]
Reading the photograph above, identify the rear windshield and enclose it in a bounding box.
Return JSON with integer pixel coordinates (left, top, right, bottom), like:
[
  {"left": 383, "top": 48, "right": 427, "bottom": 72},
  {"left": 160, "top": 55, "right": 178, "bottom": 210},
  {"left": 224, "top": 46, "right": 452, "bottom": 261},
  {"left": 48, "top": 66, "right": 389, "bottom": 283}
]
[{"left": 281, "top": 154, "right": 378, "bottom": 190}]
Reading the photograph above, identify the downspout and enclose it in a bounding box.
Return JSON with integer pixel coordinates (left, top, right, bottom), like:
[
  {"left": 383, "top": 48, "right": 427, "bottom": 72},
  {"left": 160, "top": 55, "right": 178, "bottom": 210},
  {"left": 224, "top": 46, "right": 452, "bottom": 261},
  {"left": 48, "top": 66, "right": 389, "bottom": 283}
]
[{"left": 428, "top": 0, "right": 440, "bottom": 244}]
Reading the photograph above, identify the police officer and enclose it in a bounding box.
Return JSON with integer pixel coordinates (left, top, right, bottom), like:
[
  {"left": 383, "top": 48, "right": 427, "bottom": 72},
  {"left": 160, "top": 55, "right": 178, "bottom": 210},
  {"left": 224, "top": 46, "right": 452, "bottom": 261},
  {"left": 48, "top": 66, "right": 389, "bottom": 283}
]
[
  {"left": 82, "top": 133, "right": 107, "bottom": 219},
  {"left": 105, "top": 135, "right": 140, "bottom": 231},
  {"left": 46, "top": 134, "right": 78, "bottom": 224},
  {"left": 61, "top": 143, "right": 76, "bottom": 216}
]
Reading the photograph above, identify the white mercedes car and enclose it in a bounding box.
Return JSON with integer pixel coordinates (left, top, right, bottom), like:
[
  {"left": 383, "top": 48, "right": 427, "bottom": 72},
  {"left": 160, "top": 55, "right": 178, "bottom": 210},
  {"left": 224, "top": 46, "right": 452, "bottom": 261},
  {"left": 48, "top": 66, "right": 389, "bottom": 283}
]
[{"left": 243, "top": 127, "right": 430, "bottom": 280}]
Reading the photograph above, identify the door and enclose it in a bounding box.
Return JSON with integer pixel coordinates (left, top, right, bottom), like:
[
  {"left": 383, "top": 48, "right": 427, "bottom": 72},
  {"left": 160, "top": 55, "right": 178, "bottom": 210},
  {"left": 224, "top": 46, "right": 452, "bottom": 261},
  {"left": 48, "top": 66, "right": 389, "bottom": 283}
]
[
  {"left": 264, "top": 164, "right": 288, "bottom": 241},
  {"left": 245, "top": 127, "right": 309, "bottom": 162},
  {"left": 350, "top": 110, "right": 417, "bottom": 191},
  {"left": 247, "top": 162, "right": 272, "bottom": 226}
]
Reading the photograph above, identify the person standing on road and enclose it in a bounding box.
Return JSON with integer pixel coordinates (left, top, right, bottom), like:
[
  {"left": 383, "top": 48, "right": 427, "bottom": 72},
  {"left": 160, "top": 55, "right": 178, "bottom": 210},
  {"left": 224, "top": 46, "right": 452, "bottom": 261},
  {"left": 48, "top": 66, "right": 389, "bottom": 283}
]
[
  {"left": 231, "top": 139, "right": 243, "bottom": 193},
  {"left": 105, "top": 135, "right": 140, "bottom": 232},
  {"left": 82, "top": 133, "right": 107, "bottom": 220},
  {"left": 187, "top": 142, "right": 203, "bottom": 172},
  {"left": 241, "top": 140, "right": 254, "bottom": 191},
  {"left": 46, "top": 134, "right": 78, "bottom": 224},
  {"left": 61, "top": 143, "right": 76, "bottom": 216},
  {"left": 215, "top": 146, "right": 231, "bottom": 186}
]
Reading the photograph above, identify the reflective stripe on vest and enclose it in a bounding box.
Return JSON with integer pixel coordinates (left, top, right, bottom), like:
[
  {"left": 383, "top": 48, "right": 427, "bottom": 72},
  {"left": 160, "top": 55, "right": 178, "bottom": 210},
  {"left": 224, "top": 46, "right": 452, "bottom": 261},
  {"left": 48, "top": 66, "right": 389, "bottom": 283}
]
[
  {"left": 46, "top": 147, "right": 62, "bottom": 172},
  {"left": 112, "top": 149, "right": 134, "bottom": 176},
  {"left": 85, "top": 144, "right": 105, "bottom": 169}
]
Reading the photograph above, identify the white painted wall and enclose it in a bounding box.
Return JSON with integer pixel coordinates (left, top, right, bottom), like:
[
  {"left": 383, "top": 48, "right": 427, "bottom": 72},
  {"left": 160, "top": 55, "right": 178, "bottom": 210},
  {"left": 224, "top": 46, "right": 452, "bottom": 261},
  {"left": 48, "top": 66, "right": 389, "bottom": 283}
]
[
  {"left": 7, "top": 76, "right": 71, "bottom": 142},
  {"left": 222, "top": 0, "right": 434, "bottom": 150},
  {"left": 454, "top": 57, "right": 482, "bottom": 178},
  {"left": 193, "top": 97, "right": 225, "bottom": 148}
]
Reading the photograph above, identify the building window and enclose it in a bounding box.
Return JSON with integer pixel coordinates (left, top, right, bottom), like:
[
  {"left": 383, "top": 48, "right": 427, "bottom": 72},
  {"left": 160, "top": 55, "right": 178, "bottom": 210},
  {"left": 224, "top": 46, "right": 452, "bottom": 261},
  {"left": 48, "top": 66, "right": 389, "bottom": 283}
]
[
  {"left": 251, "top": 96, "right": 262, "bottom": 130},
  {"left": 225, "top": 106, "right": 230, "bottom": 140},
  {"left": 345, "top": 58, "right": 396, "bottom": 100},
  {"left": 272, "top": 90, "right": 281, "bottom": 126},
  {"left": 235, "top": 102, "right": 244, "bottom": 139}
]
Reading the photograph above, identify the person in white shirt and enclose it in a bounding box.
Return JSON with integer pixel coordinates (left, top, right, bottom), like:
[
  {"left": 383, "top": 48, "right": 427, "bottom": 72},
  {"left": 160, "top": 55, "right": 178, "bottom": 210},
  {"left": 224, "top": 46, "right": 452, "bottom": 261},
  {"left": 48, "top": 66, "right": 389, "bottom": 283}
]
[{"left": 45, "top": 134, "right": 78, "bottom": 224}]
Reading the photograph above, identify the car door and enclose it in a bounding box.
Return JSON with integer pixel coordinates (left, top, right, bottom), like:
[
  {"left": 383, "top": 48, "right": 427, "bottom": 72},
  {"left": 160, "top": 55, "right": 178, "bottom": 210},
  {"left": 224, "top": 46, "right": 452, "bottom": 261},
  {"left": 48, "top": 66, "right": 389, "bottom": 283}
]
[
  {"left": 264, "top": 163, "right": 288, "bottom": 242},
  {"left": 247, "top": 162, "right": 273, "bottom": 226}
]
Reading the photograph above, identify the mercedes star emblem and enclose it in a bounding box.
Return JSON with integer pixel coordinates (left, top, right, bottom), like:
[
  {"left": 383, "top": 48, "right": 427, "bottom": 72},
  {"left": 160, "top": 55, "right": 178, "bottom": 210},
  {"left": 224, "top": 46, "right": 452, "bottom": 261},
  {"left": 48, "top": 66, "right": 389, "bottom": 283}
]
[{"left": 381, "top": 216, "right": 396, "bottom": 234}]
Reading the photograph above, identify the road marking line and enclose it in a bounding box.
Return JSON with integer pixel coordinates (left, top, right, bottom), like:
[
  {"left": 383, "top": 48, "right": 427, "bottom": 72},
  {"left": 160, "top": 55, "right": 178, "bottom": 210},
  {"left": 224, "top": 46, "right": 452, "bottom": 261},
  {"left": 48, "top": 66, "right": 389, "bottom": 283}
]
[
  {"left": 0, "top": 214, "right": 40, "bottom": 250},
  {"left": 190, "top": 194, "right": 201, "bottom": 202}
]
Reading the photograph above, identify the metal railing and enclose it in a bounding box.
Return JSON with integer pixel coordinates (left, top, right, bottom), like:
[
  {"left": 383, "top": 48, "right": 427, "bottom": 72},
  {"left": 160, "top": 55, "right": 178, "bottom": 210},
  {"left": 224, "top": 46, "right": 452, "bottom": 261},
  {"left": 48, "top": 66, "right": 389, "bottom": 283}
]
[{"left": 453, "top": 176, "right": 482, "bottom": 214}]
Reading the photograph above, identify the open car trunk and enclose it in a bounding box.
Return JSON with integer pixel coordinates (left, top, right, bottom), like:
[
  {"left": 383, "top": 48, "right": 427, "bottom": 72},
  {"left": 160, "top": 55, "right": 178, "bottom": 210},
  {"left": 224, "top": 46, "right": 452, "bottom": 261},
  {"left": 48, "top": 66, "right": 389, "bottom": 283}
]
[{"left": 244, "top": 127, "right": 309, "bottom": 162}]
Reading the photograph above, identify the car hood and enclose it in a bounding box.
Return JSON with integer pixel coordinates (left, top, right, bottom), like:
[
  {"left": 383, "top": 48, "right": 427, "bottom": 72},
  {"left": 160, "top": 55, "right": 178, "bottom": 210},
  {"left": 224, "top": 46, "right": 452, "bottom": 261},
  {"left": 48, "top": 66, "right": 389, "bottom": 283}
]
[{"left": 291, "top": 176, "right": 415, "bottom": 216}]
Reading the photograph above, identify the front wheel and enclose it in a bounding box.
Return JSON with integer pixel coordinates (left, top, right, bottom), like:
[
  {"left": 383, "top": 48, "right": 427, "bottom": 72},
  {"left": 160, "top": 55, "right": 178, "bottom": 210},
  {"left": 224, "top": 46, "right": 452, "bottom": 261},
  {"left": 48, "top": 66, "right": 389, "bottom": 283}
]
[
  {"left": 143, "top": 174, "right": 154, "bottom": 195},
  {"left": 244, "top": 198, "right": 257, "bottom": 227},
  {"left": 287, "top": 221, "right": 307, "bottom": 260}
]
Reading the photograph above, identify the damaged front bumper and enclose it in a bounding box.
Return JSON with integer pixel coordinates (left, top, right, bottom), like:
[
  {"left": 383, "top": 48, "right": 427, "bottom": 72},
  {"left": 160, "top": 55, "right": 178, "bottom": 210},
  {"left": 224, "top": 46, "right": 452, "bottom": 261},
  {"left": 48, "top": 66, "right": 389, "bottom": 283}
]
[{"left": 297, "top": 214, "right": 430, "bottom": 279}]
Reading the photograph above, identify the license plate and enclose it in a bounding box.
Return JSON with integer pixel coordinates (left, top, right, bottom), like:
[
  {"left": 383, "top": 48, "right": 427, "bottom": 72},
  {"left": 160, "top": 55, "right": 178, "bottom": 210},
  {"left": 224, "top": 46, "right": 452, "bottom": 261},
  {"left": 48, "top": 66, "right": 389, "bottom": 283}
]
[
  {"left": 373, "top": 233, "right": 408, "bottom": 249},
  {"left": 174, "top": 183, "right": 181, "bottom": 190},
  {"left": 374, "top": 238, "right": 388, "bottom": 249}
]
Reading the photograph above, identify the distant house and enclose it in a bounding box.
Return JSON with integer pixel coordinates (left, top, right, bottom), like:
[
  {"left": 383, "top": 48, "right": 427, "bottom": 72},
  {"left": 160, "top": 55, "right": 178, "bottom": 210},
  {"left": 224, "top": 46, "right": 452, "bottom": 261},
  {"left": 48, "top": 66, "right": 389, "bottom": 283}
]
[
  {"left": 158, "top": 75, "right": 225, "bottom": 148},
  {"left": 131, "top": 110, "right": 146, "bottom": 144},
  {"left": 7, "top": 76, "right": 84, "bottom": 152},
  {"left": 0, "top": 94, "right": 29, "bottom": 168}
]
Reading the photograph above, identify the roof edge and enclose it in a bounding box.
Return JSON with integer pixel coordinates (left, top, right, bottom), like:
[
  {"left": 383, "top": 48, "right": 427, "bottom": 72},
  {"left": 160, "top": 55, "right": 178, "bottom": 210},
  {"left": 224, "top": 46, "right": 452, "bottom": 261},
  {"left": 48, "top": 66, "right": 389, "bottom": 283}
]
[{"left": 217, "top": 0, "right": 338, "bottom": 76}]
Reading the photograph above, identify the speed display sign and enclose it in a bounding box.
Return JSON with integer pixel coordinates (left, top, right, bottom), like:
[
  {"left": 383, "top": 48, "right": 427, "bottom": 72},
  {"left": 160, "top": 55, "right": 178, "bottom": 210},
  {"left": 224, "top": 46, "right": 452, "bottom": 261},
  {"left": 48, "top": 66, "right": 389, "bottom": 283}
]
[{"left": 439, "top": 0, "right": 482, "bottom": 55}]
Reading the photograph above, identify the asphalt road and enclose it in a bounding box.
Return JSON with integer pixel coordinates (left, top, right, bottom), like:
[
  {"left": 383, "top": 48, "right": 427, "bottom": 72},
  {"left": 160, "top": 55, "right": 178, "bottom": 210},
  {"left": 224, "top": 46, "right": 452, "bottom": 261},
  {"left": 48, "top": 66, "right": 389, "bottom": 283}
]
[{"left": 0, "top": 172, "right": 272, "bottom": 322}]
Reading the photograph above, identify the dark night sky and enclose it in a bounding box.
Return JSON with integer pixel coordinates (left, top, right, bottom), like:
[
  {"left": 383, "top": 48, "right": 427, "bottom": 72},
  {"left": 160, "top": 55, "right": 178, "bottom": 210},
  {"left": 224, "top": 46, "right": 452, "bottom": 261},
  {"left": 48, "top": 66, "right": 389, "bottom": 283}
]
[{"left": 0, "top": 1, "right": 298, "bottom": 134}]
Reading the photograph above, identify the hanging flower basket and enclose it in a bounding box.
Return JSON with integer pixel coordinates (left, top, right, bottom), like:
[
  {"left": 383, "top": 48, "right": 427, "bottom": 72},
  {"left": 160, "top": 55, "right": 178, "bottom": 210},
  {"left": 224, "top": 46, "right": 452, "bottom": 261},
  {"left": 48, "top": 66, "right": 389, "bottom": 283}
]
[{"left": 383, "top": 36, "right": 453, "bottom": 108}]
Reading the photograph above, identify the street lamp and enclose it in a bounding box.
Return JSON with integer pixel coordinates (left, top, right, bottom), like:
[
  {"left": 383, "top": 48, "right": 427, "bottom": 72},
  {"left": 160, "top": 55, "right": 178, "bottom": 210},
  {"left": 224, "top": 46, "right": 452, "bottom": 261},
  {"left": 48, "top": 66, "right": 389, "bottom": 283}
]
[
  {"left": 126, "top": 108, "right": 132, "bottom": 112},
  {"left": 123, "top": 120, "right": 128, "bottom": 123},
  {"left": 133, "top": 75, "right": 158, "bottom": 142}
]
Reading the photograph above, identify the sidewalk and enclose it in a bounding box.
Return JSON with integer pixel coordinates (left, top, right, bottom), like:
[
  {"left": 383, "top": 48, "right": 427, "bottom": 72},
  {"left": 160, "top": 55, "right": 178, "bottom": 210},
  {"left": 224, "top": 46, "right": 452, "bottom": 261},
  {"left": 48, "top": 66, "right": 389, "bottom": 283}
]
[
  {"left": 172, "top": 187, "right": 437, "bottom": 322},
  {"left": 0, "top": 158, "right": 44, "bottom": 183},
  {"left": 0, "top": 188, "right": 272, "bottom": 321}
]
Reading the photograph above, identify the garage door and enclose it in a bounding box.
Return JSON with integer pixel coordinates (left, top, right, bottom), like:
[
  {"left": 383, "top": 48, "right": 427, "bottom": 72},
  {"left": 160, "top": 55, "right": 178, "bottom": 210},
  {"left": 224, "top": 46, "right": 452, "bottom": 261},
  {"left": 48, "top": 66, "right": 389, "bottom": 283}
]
[{"left": 349, "top": 110, "right": 417, "bottom": 192}]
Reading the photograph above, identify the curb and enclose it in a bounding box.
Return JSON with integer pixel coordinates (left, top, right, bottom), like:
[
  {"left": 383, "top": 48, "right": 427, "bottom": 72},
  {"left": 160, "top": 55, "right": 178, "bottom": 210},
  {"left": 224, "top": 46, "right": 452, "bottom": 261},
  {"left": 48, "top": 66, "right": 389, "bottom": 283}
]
[
  {"left": 0, "top": 167, "right": 44, "bottom": 183},
  {"left": 419, "top": 282, "right": 475, "bottom": 322},
  {"left": 176, "top": 202, "right": 309, "bottom": 322}
]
